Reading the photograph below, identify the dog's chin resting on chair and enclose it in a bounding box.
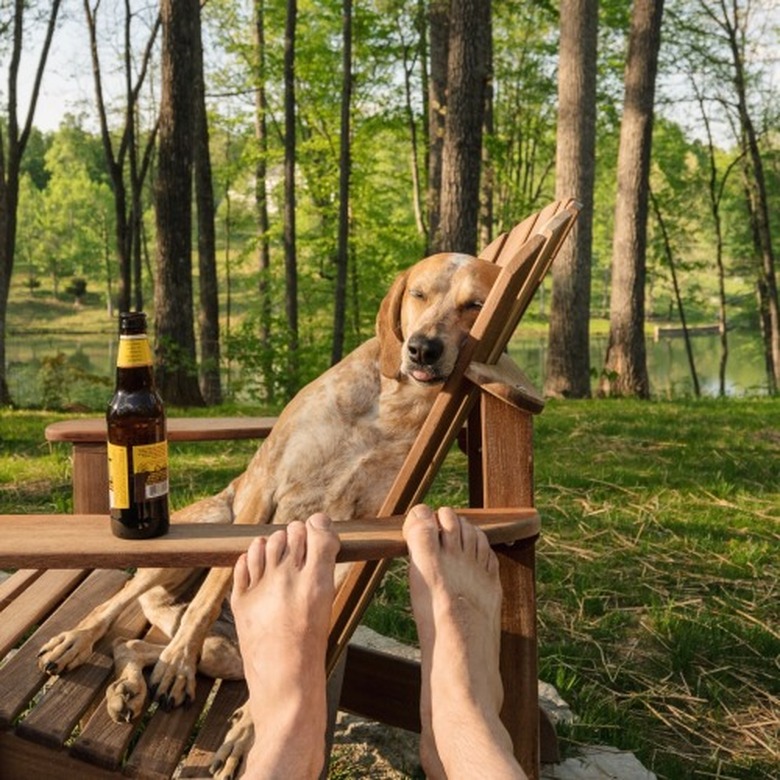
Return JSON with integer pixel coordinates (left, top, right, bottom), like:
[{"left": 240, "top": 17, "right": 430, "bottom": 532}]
[{"left": 35, "top": 250, "right": 501, "bottom": 779}]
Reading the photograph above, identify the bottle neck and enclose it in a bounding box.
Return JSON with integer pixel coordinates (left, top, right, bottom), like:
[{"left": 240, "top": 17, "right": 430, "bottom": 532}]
[
  {"left": 115, "top": 333, "right": 156, "bottom": 391},
  {"left": 115, "top": 364, "right": 155, "bottom": 391},
  {"left": 116, "top": 333, "right": 153, "bottom": 369}
]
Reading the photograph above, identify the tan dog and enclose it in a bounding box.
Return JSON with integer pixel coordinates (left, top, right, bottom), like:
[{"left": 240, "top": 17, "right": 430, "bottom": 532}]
[{"left": 36, "top": 251, "right": 500, "bottom": 778}]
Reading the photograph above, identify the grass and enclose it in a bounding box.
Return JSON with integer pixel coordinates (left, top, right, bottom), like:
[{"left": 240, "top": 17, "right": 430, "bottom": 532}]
[{"left": 1, "top": 397, "right": 778, "bottom": 779}]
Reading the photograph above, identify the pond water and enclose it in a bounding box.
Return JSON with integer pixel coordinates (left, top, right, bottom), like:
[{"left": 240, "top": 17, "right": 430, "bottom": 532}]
[
  {"left": 509, "top": 329, "right": 768, "bottom": 398},
  {"left": 5, "top": 327, "right": 770, "bottom": 408}
]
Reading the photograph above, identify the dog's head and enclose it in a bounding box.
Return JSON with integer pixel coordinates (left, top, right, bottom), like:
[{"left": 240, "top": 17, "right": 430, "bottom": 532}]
[{"left": 376, "top": 252, "right": 500, "bottom": 384}]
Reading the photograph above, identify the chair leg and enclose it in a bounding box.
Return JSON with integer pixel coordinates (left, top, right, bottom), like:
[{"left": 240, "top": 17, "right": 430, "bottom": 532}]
[
  {"left": 497, "top": 538, "right": 540, "bottom": 780},
  {"left": 322, "top": 650, "right": 347, "bottom": 779}
]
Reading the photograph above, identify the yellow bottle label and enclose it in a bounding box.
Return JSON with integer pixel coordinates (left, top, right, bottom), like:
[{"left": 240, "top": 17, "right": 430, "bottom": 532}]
[
  {"left": 107, "top": 442, "right": 130, "bottom": 509},
  {"left": 107, "top": 440, "right": 169, "bottom": 509},
  {"left": 133, "top": 441, "right": 169, "bottom": 500},
  {"left": 117, "top": 335, "right": 153, "bottom": 368}
]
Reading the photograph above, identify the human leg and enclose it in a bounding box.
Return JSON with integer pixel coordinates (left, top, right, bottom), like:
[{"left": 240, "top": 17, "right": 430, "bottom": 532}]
[
  {"left": 230, "top": 513, "right": 340, "bottom": 780},
  {"left": 403, "top": 504, "right": 527, "bottom": 780}
]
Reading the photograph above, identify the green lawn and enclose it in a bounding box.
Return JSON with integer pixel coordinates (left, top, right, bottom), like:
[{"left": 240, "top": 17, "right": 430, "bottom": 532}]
[{"left": 1, "top": 396, "right": 778, "bottom": 778}]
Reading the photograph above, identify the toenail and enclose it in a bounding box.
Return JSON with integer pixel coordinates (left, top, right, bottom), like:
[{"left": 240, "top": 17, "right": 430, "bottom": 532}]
[{"left": 309, "top": 512, "right": 331, "bottom": 529}]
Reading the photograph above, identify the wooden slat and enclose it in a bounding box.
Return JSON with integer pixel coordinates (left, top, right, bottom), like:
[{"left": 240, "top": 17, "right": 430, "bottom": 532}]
[
  {"left": 0, "top": 569, "right": 88, "bottom": 658},
  {"left": 45, "top": 416, "right": 277, "bottom": 444},
  {"left": 0, "top": 509, "right": 539, "bottom": 570},
  {"left": 0, "top": 731, "right": 119, "bottom": 780},
  {"left": 0, "top": 569, "right": 128, "bottom": 728},
  {"left": 122, "top": 675, "right": 216, "bottom": 779},
  {"left": 16, "top": 601, "right": 148, "bottom": 750},
  {"left": 339, "top": 644, "right": 422, "bottom": 733},
  {"left": 0, "top": 569, "right": 44, "bottom": 610}
]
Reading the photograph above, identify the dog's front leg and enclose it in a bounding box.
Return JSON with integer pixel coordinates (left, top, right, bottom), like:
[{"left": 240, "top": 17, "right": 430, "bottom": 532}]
[
  {"left": 37, "top": 567, "right": 193, "bottom": 676},
  {"left": 149, "top": 566, "right": 234, "bottom": 709}
]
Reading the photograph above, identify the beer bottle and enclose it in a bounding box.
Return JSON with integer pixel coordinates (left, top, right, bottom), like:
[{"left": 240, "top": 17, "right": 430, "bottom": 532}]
[{"left": 106, "top": 312, "right": 170, "bottom": 539}]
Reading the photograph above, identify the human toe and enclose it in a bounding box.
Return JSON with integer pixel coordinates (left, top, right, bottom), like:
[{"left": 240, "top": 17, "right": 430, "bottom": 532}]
[
  {"left": 305, "top": 513, "right": 340, "bottom": 564},
  {"left": 436, "top": 507, "right": 464, "bottom": 554},
  {"left": 403, "top": 504, "right": 440, "bottom": 557}
]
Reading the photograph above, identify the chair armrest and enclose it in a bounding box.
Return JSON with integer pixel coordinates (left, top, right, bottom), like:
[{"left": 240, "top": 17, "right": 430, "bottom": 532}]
[
  {"left": 0, "top": 508, "right": 539, "bottom": 570},
  {"left": 45, "top": 416, "right": 278, "bottom": 444}
]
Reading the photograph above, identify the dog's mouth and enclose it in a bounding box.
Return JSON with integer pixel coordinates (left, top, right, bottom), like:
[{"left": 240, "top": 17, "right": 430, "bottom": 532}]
[{"left": 409, "top": 367, "right": 445, "bottom": 384}]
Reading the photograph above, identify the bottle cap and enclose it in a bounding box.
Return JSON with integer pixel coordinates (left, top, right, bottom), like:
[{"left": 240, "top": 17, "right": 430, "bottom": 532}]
[{"left": 119, "top": 312, "right": 147, "bottom": 335}]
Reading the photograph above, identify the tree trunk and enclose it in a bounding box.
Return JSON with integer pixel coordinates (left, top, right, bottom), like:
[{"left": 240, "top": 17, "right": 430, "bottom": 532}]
[
  {"left": 0, "top": 0, "right": 62, "bottom": 405},
  {"left": 153, "top": 0, "right": 204, "bottom": 406},
  {"left": 600, "top": 0, "right": 664, "bottom": 398},
  {"left": 331, "top": 0, "right": 353, "bottom": 366},
  {"left": 438, "top": 0, "right": 491, "bottom": 255},
  {"left": 545, "top": 0, "right": 598, "bottom": 399},
  {"left": 253, "top": 0, "right": 274, "bottom": 402},
  {"left": 84, "top": 0, "right": 160, "bottom": 315},
  {"left": 283, "top": 0, "right": 299, "bottom": 395},
  {"left": 426, "top": 0, "right": 449, "bottom": 253},
  {"left": 192, "top": 3, "right": 221, "bottom": 405},
  {"left": 650, "top": 188, "right": 700, "bottom": 396},
  {"left": 716, "top": 1, "right": 780, "bottom": 393},
  {"left": 479, "top": 9, "right": 494, "bottom": 251}
]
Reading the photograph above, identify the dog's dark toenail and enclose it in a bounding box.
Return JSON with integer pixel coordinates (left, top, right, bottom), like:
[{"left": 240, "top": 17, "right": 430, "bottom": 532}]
[{"left": 44, "top": 662, "right": 58, "bottom": 675}]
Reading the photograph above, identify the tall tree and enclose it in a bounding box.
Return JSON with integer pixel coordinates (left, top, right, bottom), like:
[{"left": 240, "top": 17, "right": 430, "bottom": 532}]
[
  {"left": 253, "top": 0, "right": 274, "bottom": 401},
  {"left": 545, "top": 0, "right": 599, "bottom": 399},
  {"left": 600, "top": 0, "right": 665, "bottom": 398},
  {"left": 703, "top": 0, "right": 780, "bottom": 394},
  {"left": 426, "top": 0, "right": 449, "bottom": 252},
  {"left": 0, "top": 0, "right": 62, "bottom": 405},
  {"left": 193, "top": 4, "right": 221, "bottom": 406},
  {"left": 84, "top": 0, "right": 160, "bottom": 314},
  {"left": 438, "top": 0, "right": 491, "bottom": 254},
  {"left": 331, "top": 0, "right": 353, "bottom": 365},
  {"left": 282, "top": 0, "right": 299, "bottom": 394},
  {"left": 154, "top": 0, "right": 204, "bottom": 406}
]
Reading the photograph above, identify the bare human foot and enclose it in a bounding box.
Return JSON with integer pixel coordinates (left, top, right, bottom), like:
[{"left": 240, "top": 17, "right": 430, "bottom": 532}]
[
  {"left": 230, "top": 513, "right": 340, "bottom": 780},
  {"left": 403, "top": 505, "right": 527, "bottom": 780}
]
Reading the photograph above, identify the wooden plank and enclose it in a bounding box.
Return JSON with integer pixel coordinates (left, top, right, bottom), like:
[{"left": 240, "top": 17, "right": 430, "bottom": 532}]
[
  {"left": 16, "top": 602, "right": 148, "bottom": 750},
  {"left": 0, "top": 509, "right": 539, "bottom": 570},
  {"left": 45, "top": 416, "right": 277, "bottom": 444},
  {"left": 0, "top": 569, "right": 43, "bottom": 610},
  {"left": 0, "top": 569, "right": 88, "bottom": 658},
  {"left": 122, "top": 675, "right": 216, "bottom": 779},
  {"left": 0, "top": 731, "right": 119, "bottom": 780},
  {"left": 481, "top": 392, "right": 540, "bottom": 778},
  {"left": 178, "top": 679, "right": 248, "bottom": 777},
  {"left": 339, "top": 644, "right": 421, "bottom": 733},
  {"left": 0, "top": 570, "right": 128, "bottom": 728}
]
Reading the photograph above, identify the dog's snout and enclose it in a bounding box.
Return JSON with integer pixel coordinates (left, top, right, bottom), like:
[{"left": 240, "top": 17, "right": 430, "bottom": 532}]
[{"left": 407, "top": 334, "right": 444, "bottom": 365}]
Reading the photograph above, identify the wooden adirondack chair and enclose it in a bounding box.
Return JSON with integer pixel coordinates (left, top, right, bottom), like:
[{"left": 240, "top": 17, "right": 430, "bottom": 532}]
[{"left": 0, "top": 199, "right": 579, "bottom": 780}]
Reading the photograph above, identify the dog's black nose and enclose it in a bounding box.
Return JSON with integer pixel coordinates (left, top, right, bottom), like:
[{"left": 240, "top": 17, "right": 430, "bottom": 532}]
[{"left": 407, "top": 335, "right": 444, "bottom": 365}]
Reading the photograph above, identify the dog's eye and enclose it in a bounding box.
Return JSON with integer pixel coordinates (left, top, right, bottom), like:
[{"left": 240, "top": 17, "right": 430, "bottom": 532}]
[
  {"left": 409, "top": 289, "right": 426, "bottom": 301},
  {"left": 464, "top": 300, "right": 484, "bottom": 311}
]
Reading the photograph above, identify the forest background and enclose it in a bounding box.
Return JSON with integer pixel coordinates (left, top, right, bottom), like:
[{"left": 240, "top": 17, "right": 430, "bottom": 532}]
[
  {"left": 2, "top": 0, "right": 780, "bottom": 410},
  {"left": 1, "top": 3, "right": 779, "bottom": 779}
]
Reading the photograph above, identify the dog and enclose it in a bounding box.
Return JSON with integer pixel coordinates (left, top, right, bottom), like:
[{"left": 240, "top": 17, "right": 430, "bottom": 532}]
[{"left": 36, "top": 251, "right": 501, "bottom": 779}]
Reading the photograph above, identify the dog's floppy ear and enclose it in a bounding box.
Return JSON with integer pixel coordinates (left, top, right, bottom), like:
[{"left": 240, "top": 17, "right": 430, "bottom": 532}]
[{"left": 376, "top": 270, "right": 408, "bottom": 379}]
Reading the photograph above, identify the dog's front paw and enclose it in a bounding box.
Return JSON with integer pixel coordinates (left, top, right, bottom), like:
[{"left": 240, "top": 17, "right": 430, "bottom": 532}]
[
  {"left": 106, "top": 674, "right": 148, "bottom": 723},
  {"left": 37, "top": 629, "right": 95, "bottom": 675},
  {"left": 210, "top": 704, "right": 254, "bottom": 780},
  {"left": 148, "top": 643, "right": 198, "bottom": 710}
]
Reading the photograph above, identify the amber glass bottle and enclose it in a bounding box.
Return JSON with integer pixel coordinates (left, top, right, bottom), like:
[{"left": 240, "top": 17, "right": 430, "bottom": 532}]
[{"left": 106, "top": 312, "right": 170, "bottom": 539}]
